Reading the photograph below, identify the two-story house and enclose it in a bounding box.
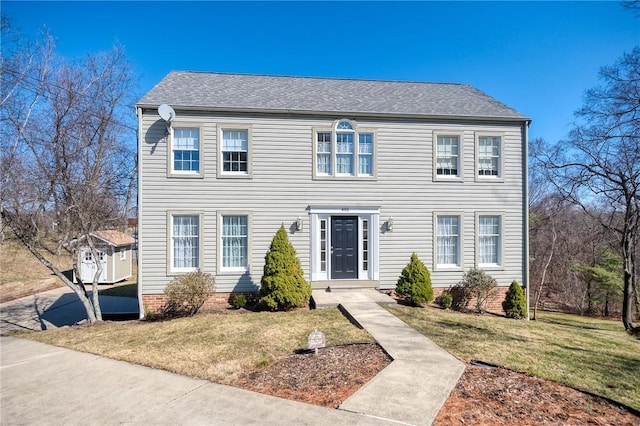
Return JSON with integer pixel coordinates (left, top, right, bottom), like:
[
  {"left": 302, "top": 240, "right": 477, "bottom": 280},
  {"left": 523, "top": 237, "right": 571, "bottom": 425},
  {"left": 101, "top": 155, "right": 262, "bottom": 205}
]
[{"left": 136, "top": 72, "right": 530, "bottom": 313}]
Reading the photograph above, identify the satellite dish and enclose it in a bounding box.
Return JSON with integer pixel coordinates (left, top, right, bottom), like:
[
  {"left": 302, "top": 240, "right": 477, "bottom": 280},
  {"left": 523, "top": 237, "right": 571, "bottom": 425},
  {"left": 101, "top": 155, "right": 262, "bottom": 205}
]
[{"left": 158, "top": 104, "right": 176, "bottom": 122}]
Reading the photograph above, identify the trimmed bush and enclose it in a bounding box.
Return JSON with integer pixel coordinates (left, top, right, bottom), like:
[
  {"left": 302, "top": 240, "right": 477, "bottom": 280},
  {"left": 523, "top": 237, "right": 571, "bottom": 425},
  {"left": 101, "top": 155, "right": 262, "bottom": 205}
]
[
  {"left": 438, "top": 291, "right": 453, "bottom": 309},
  {"left": 231, "top": 293, "right": 247, "bottom": 309},
  {"left": 458, "top": 267, "right": 498, "bottom": 313},
  {"left": 502, "top": 280, "right": 528, "bottom": 319},
  {"left": 396, "top": 253, "right": 434, "bottom": 306},
  {"left": 162, "top": 270, "right": 215, "bottom": 317},
  {"left": 258, "top": 225, "right": 311, "bottom": 311}
]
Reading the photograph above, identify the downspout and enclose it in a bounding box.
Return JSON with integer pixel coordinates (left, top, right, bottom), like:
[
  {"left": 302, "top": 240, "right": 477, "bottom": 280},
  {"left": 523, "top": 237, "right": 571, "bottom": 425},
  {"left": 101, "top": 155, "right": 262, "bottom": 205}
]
[
  {"left": 523, "top": 119, "right": 531, "bottom": 320},
  {"left": 136, "top": 107, "right": 144, "bottom": 319}
]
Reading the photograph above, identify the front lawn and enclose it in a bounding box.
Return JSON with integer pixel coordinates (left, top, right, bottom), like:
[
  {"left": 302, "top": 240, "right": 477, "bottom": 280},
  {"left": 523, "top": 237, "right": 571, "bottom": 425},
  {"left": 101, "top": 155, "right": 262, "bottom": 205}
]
[{"left": 387, "top": 306, "right": 640, "bottom": 411}]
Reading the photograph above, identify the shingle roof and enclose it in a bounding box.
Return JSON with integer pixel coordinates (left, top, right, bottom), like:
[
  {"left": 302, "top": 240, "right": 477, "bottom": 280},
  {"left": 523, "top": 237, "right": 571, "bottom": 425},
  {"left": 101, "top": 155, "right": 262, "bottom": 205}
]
[
  {"left": 92, "top": 230, "right": 136, "bottom": 247},
  {"left": 137, "top": 72, "right": 528, "bottom": 121}
]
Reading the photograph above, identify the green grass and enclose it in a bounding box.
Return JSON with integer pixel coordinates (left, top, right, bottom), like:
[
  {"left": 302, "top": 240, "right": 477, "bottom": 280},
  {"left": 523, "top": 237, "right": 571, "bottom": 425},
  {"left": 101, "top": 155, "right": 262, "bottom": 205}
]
[
  {"left": 20, "top": 308, "right": 373, "bottom": 384},
  {"left": 387, "top": 306, "right": 640, "bottom": 410}
]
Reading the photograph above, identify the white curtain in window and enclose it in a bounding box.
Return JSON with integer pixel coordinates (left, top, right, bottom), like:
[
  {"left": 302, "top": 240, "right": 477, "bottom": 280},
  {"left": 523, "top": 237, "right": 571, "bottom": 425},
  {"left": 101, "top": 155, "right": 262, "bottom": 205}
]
[
  {"left": 223, "top": 216, "right": 248, "bottom": 268},
  {"left": 223, "top": 130, "right": 248, "bottom": 151},
  {"left": 336, "top": 133, "right": 354, "bottom": 174},
  {"left": 174, "top": 128, "right": 199, "bottom": 150},
  {"left": 479, "top": 216, "right": 500, "bottom": 264},
  {"left": 173, "top": 215, "right": 199, "bottom": 268},
  {"left": 437, "top": 216, "right": 459, "bottom": 265},
  {"left": 358, "top": 133, "right": 373, "bottom": 175}
]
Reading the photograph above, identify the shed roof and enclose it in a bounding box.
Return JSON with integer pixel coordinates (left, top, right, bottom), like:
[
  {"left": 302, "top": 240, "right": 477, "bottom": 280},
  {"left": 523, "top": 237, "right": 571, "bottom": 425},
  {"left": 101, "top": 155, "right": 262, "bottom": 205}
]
[
  {"left": 91, "top": 230, "right": 136, "bottom": 247},
  {"left": 137, "top": 72, "right": 529, "bottom": 121}
]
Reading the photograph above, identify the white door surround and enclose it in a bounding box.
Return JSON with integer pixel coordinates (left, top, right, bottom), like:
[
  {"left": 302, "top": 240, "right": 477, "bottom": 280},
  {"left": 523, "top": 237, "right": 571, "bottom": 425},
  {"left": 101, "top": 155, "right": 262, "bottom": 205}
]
[{"left": 308, "top": 205, "right": 380, "bottom": 282}]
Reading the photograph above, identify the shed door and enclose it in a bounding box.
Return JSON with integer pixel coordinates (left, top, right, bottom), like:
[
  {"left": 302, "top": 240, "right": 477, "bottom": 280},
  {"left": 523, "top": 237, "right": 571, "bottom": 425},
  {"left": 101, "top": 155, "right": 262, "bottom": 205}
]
[
  {"left": 331, "top": 216, "right": 358, "bottom": 279},
  {"left": 81, "top": 248, "right": 107, "bottom": 283}
]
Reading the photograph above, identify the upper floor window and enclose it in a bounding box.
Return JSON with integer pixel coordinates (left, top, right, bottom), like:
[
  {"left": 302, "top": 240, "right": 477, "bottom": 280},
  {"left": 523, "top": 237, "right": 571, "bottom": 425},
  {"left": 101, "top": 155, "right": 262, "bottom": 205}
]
[
  {"left": 171, "top": 127, "right": 200, "bottom": 175},
  {"left": 435, "top": 134, "right": 461, "bottom": 178},
  {"left": 314, "top": 119, "right": 375, "bottom": 178},
  {"left": 218, "top": 126, "right": 252, "bottom": 178},
  {"left": 477, "top": 135, "right": 502, "bottom": 179}
]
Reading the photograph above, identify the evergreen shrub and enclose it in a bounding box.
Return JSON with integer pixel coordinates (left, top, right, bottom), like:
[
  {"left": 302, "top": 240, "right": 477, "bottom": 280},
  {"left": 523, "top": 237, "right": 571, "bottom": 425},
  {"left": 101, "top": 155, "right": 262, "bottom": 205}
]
[
  {"left": 395, "top": 253, "right": 434, "bottom": 306},
  {"left": 438, "top": 291, "right": 453, "bottom": 309},
  {"left": 258, "top": 225, "right": 311, "bottom": 311},
  {"left": 502, "top": 280, "right": 527, "bottom": 318},
  {"left": 231, "top": 293, "right": 247, "bottom": 309}
]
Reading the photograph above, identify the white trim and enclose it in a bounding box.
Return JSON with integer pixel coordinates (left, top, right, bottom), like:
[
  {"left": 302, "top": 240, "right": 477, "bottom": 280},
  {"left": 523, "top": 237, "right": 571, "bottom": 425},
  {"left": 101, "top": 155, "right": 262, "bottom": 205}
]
[
  {"left": 475, "top": 212, "right": 504, "bottom": 270},
  {"left": 166, "top": 211, "right": 204, "bottom": 275},
  {"left": 433, "top": 211, "right": 464, "bottom": 271},
  {"left": 474, "top": 132, "right": 505, "bottom": 182},
  {"left": 217, "top": 124, "right": 253, "bottom": 178},
  {"left": 309, "top": 206, "right": 380, "bottom": 281},
  {"left": 432, "top": 130, "right": 464, "bottom": 182},
  {"left": 168, "top": 124, "right": 204, "bottom": 178},
  {"left": 217, "top": 211, "right": 252, "bottom": 274}
]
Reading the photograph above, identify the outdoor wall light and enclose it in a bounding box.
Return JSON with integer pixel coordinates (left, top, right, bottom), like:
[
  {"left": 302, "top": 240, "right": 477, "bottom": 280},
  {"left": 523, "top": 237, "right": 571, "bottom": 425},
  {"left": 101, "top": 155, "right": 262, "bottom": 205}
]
[
  {"left": 387, "top": 217, "right": 394, "bottom": 232},
  {"left": 296, "top": 216, "right": 303, "bottom": 231}
]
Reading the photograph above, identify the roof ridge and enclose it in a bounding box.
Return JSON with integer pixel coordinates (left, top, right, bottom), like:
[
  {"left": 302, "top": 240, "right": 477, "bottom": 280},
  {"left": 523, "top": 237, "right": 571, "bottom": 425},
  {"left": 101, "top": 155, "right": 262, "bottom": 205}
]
[{"left": 168, "top": 70, "right": 469, "bottom": 87}]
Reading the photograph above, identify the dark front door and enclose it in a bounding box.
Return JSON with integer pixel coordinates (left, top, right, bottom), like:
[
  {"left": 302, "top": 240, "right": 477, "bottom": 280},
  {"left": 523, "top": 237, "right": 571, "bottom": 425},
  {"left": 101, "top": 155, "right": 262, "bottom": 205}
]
[{"left": 331, "top": 216, "right": 358, "bottom": 279}]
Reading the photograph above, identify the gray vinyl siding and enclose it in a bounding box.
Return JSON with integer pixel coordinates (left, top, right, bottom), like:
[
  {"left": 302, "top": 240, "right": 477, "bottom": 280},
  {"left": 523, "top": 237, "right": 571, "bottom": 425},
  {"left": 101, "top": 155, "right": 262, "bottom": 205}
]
[{"left": 139, "top": 110, "right": 525, "bottom": 294}]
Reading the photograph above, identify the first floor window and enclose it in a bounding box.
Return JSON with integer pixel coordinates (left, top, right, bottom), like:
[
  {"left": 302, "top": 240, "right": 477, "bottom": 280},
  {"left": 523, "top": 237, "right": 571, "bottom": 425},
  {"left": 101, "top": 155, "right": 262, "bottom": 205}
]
[
  {"left": 320, "top": 219, "right": 327, "bottom": 272},
  {"left": 437, "top": 215, "right": 460, "bottom": 267},
  {"left": 479, "top": 215, "right": 501, "bottom": 266},
  {"left": 436, "top": 135, "right": 460, "bottom": 177},
  {"left": 172, "top": 215, "right": 199, "bottom": 269},
  {"left": 478, "top": 136, "right": 500, "bottom": 177},
  {"left": 222, "top": 215, "right": 248, "bottom": 268},
  {"left": 172, "top": 128, "right": 200, "bottom": 173},
  {"left": 222, "top": 129, "right": 248, "bottom": 173}
]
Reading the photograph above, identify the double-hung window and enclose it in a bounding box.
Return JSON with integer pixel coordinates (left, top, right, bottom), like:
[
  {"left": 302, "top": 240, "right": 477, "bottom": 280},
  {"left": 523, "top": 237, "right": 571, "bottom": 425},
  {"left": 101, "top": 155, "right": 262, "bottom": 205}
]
[
  {"left": 435, "top": 134, "right": 461, "bottom": 179},
  {"left": 221, "top": 215, "right": 249, "bottom": 270},
  {"left": 314, "top": 119, "right": 375, "bottom": 178},
  {"left": 435, "top": 214, "right": 461, "bottom": 268},
  {"left": 170, "top": 214, "right": 200, "bottom": 272},
  {"left": 477, "top": 135, "right": 502, "bottom": 178},
  {"left": 218, "top": 126, "right": 251, "bottom": 177},
  {"left": 478, "top": 214, "right": 502, "bottom": 267},
  {"left": 171, "top": 127, "right": 201, "bottom": 175}
]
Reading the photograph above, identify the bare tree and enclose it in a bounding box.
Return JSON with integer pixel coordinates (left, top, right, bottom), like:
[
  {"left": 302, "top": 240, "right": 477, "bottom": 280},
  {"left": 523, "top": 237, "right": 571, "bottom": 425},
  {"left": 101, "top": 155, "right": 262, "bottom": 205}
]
[
  {"left": 536, "top": 48, "right": 639, "bottom": 332},
  {"left": 1, "top": 20, "right": 137, "bottom": 322}
]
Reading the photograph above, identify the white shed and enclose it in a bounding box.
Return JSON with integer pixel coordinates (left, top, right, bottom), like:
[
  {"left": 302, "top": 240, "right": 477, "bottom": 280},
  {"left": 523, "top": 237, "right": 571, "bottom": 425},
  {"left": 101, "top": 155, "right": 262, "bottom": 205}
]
[{"left": 76, "top": 230, "right": 136, "bottom": 284}]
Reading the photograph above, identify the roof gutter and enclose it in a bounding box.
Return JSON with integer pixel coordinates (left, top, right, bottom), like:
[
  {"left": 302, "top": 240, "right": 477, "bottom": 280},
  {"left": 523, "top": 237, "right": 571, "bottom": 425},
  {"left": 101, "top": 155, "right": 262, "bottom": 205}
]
[{"left": 135, "top": 103, "right": 531, "bottom": 124}]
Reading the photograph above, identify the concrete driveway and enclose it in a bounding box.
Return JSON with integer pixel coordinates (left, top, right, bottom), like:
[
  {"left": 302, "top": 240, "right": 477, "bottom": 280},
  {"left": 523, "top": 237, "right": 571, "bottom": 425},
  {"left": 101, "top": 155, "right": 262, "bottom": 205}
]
[{"left": 0, "top": 285, "right": 139, "bottom": 334}]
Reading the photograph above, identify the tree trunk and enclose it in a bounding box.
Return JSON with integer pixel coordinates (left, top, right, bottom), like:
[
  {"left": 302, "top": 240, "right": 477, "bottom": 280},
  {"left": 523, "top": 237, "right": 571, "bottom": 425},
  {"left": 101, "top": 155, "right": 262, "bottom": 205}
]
[
  {"left": 621, "top": 229, "right": 636, "bottom": 331},
  {"left": 533, "top": 225, "right": 557, "bottom": 320},
  {"left": 85, "top": 236, "right": 103, "bottom": 321}
]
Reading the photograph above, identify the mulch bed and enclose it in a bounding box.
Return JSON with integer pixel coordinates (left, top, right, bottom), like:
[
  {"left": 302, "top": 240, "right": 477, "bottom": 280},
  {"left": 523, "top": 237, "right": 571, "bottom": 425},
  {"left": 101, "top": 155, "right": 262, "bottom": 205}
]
[{"left": 233, "top": 343, "right": 639, "bottom": 425}]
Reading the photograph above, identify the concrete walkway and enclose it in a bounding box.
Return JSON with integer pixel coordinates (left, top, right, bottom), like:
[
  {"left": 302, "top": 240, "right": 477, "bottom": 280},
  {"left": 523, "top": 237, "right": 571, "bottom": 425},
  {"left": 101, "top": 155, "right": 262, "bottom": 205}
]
[
  {"left": 313, "top": 289, "right": 465, "bottom": 425},
  {"left": 0, "top": 337, "right": 395, "bottom": 425},
  {"left": 1, "top": 288, "right": 464, "bottom": 425}
]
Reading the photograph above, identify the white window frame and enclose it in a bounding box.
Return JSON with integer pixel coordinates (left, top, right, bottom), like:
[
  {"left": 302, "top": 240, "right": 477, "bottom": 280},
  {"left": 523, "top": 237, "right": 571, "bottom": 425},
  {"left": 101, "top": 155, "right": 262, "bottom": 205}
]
[
  {"left": 313, "top": 119, "right": 376, "bottom": 179},
  {"left": 475, "top": 133, "right": 504, "bottom": 181},
  {"left": 119, "top": 249, "right": 126, "bottom": 261},
  {"left": 217, "top": 125, "right": 252, "bottom": 178},
  {"left": 433, "top": 131, "right": 464, "bottom": 181},
  {"left": 168, "top": 125, "right": 203, "bottom": 178},
  {"left": 167, "top": 211, "right": 203, "bottom": 275},
  {"left": 308, "top": 206, "right": 380, "bottom": 281},
  {"left": 433, "top": 212, "right": 464, "bottom": 270},
  {"left": 476, "top": 213, "right": 504, "bottom": 269},
  {"left": 218, "top": 212, "right": 251, "bottom": 273}
]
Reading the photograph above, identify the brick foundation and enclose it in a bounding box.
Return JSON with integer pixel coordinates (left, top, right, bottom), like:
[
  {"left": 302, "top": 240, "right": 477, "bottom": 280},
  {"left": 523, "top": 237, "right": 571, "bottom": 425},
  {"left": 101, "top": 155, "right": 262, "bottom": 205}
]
[
  {"left": 431, "top": 286, "right": 510, "bottom": 314},
  {"left": 142, "top": 292, "right": 256, "bottom": 314}
]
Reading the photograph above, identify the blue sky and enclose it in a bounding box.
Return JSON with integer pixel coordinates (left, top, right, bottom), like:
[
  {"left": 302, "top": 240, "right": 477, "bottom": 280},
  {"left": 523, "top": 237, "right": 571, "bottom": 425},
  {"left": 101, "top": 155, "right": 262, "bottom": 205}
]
[{"left": 3, "top": 1, "right": 639, "bottom": 143}]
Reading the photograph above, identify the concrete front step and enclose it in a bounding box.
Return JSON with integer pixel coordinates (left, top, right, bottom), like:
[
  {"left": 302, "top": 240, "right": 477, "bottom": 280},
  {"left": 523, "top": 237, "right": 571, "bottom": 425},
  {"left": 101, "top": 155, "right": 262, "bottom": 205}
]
[
  {"left": 311, "top": 288, "right": 396, "bottom": 309},
  {"left": 310, "top": 279, "right": 379, "bottom": 290}
]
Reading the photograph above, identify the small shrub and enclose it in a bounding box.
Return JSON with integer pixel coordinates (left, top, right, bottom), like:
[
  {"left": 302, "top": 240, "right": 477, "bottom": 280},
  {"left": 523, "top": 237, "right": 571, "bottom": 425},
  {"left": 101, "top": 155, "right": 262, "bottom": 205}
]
[
  {"left": 162, "top": 270, "right": 215, "bottom": 317},
  {"left": 396, "top": 253, "right": 434, "bottom": 306},
  {"left": 458, "top": 267, "right": 498, "bottom": 313},
  {"left": 258, "top": 225, "right": 311, "bottom": 311},
  {"left": 232, "top": 293, "right": 247, "bottom": 309},
  {"left": 502, "top": 280, "right": 528, "bottom": 319},
  {"left": 448, "top": 284, "right": 472, "bottom": 311},
  {"left": 438, "top": 291, "right": 453, "bottom": 309}
]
